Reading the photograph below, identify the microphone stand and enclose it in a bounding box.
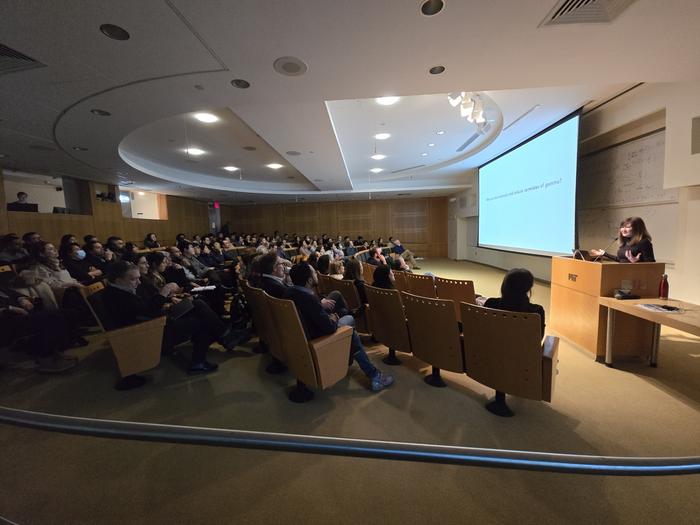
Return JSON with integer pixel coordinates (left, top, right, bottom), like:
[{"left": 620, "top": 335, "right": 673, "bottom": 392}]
[{"left": 592, "top": 237, "right": 619, "bottom": 263}]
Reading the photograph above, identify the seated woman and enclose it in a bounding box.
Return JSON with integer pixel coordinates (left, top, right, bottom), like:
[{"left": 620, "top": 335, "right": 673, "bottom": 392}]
[
  {"left": 484, "top": 268, "right": 545, "bottom": 337},
  {"left": 372, "top": 265, "right": 395, "bottom": 290},
  {"left": 22, "top": 241, "right": 83, "bottom": 302},
  {"left": 343, "top": 258, "right": 368, "bottom": 304},
  {"left": 328, "top": 260, "right": 345, "bottom": 280},
  {"left": 316, "top": 254, "right": 331, "bottom": 275},
  {"left": 143, "top": 233, "right": 160, "bottom": 249}
]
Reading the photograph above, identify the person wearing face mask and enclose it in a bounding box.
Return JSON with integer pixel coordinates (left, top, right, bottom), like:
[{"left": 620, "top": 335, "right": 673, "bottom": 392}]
[
  {"left": 590, "top": 216, "right": 655, "bottom": 263},
  {"left": 62, "top": 242, "right": 103, "bottom": 284}
]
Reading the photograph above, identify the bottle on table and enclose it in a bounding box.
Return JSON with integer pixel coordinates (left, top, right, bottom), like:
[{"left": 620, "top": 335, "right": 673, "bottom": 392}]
[{"left": 658, "top": 274, "right": 669, "bottom": 300}]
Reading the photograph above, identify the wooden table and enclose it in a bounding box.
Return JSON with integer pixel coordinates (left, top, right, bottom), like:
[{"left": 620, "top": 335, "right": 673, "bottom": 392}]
[{"left": 598, "top": 297, "right": 700, "bottom": 367}]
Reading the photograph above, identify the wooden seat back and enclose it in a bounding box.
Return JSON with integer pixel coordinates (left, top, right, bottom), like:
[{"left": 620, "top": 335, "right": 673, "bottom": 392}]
[
  {"left": 316, "top": 273, "right": 337, "bottom": 297},
  {"left": 326, "top": 278, "right": 370, "bottom": 332},
  {"left": 362, "top": 262, "right": 375, "bottom": 284},
  {"left": 365, "top": 285, "right": 412, "bottom": 355},
  {"left": 241, "top": 282, "right": 285, "bottom": 363},
  {"left": 80, "top": 282, "right": 164, "bottom": 378},
  {"left": 435, "top": 277, "right": 476, "bottom": 322},
  {"left": 404, "top": 272, "right": 437, "bottom": 298},
  {"left": 266, "top": 295, "right": 353, "bottom": 390},
  {"left": 460, "top": 303, "right": 558, "bottom": 402},
  {"left": 392, "top": 270, "right": 409, "bottom": 292},
  {"left": 401, "top": 292, "right": 464, "bottom": 373}
]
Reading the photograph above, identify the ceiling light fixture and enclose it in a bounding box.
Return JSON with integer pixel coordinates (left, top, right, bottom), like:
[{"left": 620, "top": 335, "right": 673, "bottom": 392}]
[
  {"left": 436, "top": 130, "right": 445, "bottom": 135},
  {"left": 231, "top": 79, "right": 250, "bottom": 89},
  {"left": 223, "top": 166, "right": 239, "bottom": 172},
  {"left": 184, "top": 147, "right": 205, "bottom": 156},
  {"left": 267, "top": 163, "right": 284, "bottom": 169},
  {"left": 374, "top": 133, "right": 391, "bottom": 140},
  {"left": 137, "top": 191, "right": 145, "bottom": 196},
  {"left": 194, "top": 112, "right": 219, "bottom": 123},
  {"left": 421, "top": 153, "right": 428, "bottom": 157},
  {"left": 100, "top": 24, "right": 130, "bottom": 41},
  {"left": 429, "top": 65, "right": 446, "bottom": 75},
  {"left": 421, "top": 0, "right": 445, "bottom": 16},
  {"left": 91, "top": 109, "right": 111, "bottom": 116},
  {"left": 371, "top": 154, "right": 386, "bottom": 160},
  {"left": 375, "top": 96, "right": 400, "bottom": 106},
  {"left": 428, "top": 143, "right": 435, "bottom": 147},
  {"left": 447, "top": 91, "right": 489, "bottom": 134},
  {"left": 72, "top": 146, "right": 88, "bottom": 151},
  {"left": 370, "top": 168, "right": 383, "bottom": 173}
]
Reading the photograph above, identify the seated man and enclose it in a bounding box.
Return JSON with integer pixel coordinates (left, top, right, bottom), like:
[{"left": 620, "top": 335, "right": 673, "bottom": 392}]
[
  {"left": 364, "top": 247, "right": 386, "bottom": 267},
  {"left": 391, "top": 238, "right": 420, "bottom": 269},
  {"left": 103, "top": 260, "right": 222, "bottom": 374},
  {"left": 84, "top": 240, "right": 115, "bottom": 273},
  {"left": 287, "top": 262, "right": 394, "bottom": 392},
  {"left": 258, "top": 252, "right": 290, "bottom": 298}
]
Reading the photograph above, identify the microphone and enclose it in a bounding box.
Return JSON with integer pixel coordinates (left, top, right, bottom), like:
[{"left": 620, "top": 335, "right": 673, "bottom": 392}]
[{"left": 592, "top": 237, "right": 619, "bottom": 263}]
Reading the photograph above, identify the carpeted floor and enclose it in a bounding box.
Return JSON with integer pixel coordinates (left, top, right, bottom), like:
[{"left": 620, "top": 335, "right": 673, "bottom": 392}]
[{"left": 1, "top": 258, "right": 699, "bottom": 524}]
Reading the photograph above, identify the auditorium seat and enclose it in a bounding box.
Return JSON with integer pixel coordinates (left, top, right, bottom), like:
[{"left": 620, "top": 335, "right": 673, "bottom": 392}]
[
  {"left": 322, "top": 277, "right": 371, "bottom": 334},
  {"left": 402, "top": 292, "right": 464, "bottom": 387},
  {"left": 365, "top": 285, "right": 412, "bottom": 365},
  {"left": 265, "top": 294, "right": 353, "bottom": 403},
  {"left": 461, "top": 302, "right": 559, "bottom": 417},
  {"left": 404, "top": 272, "right": 437, "bottom": 298},
  {"left": 392, "top": 270, "right": 409, "bottom": 292},
  {"left": 241, "top": 282, "right": 285, "bottom": 369},
  {"left": 435, "top": 277, "right": 477, "bottom": 323}
]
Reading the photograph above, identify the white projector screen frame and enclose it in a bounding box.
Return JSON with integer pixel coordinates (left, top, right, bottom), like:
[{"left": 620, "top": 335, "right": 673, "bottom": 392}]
[{"left": 478, "top": 112, "right": 580, "bottom": 257}]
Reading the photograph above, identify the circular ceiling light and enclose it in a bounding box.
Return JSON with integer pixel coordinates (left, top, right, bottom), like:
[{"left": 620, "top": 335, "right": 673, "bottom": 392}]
[
  {"left": 314, "top": 178, "right": 324, "bottom": 182},
  {"left": 370, "top": 168, "right": 383, "bottom": 173},
  {"left": 273, "top": 56, "right": 308, "bottom": 77},
  {"left": 194, "top": 84, "right": 205, "bottom": 91},
  {"left": 286, "top": 150, "right": 301, "bottom": 156},
  {"left": 231, "top": 79, "right": 250, "bottom": 89},
  {"left": 267, "top": 163, "right": 284, "bottom": 169},
  {"left": 222, "top": 166, "right": 239, "bottom": 172},
  {"left": 100, "top": 24, "right": 130, "bottom": 41},
  {"left": 91, "top": 109, "right": 111, "bottom": 116},
  {"left": 420, "top": 0, "right": 444, "bottom": 16},
  {"left": 194, "top": 112, "right": 219, "bottom": 123},
  {"left": 375, "top": 96, "right": 400, "bottom": 106},
  {"left": 72, "top": 146, "right": 88, "bottom": 151},
  {"left": 286, "top": 176, "right": 295, "bottom": 179},
  {"left": 436, "top": 130, "right": 445, "bottom": 135},
  {"left": 428, "top": 143, "right": 435, "bottom": 147},
  {"left": 184, "top": 147, "right": 205, "bottom": 156},
  {"left": 371, "top": 154, "right": 386, "bottom": 160},
  {"left": 243, "top": 146, "right": 257, "bottom": 151},
  {"left": 374, "top": 133, "right": 391, "bottom": 140},
  {"left": 421, "top": 153, "right": 428, "bottom": 157},
  {"left": 429, "top": 65, "right": 446, "bottom": 75}
]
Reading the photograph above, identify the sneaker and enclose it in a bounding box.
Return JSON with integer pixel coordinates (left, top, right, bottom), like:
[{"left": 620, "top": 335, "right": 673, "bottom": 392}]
[
  {"left": 370, "top": 371, "right": 395, "bottom": 391},
  {"left": 37, "top": 355, "right": 77, "bottom": 374},
  {"left": 188, "top": 361, "right": 219, "bottom": 375}
]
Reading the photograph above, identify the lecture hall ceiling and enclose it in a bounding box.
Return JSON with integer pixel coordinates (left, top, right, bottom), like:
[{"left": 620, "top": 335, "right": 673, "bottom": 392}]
[{"left": 1, "top": 0, "right": 699, "bottom": 204}]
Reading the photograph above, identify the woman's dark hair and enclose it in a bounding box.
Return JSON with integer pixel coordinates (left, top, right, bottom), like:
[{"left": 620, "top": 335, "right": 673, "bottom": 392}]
[
  {"left": 307, "top": 252, "right": 319, "bottom": 269},
  {"left": 59, "top": 242, "right": 80, "bottom": 261},
  {"left": 290, "top": 262, "right": 313, "bottom": 287},
  {"left": 124, "top": 242, "right": 138, "bottom": 253},
  {"left": 500, "top": 268, "right": 534, "bottom": 310},
  {"left": 372, "top": 265, "right": 394, "bottom": 289},
  {"left": 146, "top": 251, "right": 166, "bottom": 271},
  {"left": 619, "top": 216, "right": 652, "bottom": 245},
  {"left": 344, "top": 258, "right": 363, "bottom": 281},
  {"left": 59, "top": 234, "right": 75, "bottom": 247},
  {"left": 316, "top": 254, "right": 331, "bottom": 275}
]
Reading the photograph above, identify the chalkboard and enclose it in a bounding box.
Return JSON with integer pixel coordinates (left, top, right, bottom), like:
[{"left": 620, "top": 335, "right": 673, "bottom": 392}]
[{"left": 577, "top": 131, "right": 677, "bottom": 263}]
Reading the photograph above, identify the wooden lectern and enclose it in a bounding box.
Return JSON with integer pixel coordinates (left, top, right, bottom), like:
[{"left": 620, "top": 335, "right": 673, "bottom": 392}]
[{"left": 549, "top": 257, "right": 665, "bottom": 360}]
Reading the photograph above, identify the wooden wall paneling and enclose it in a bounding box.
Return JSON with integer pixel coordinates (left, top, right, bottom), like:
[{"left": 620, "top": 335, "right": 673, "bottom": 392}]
[
  {"left": 0, "top": 167, "right": 8, "bottom": 234},
  {"left": 336, "top": 201, "right": 373, "bottom": 239},
  {"left": 6, "top": 211, "right": 95, "bottom": 245},
  {"left": 318, "top": 202, "right": 338, "bottom": 237}
]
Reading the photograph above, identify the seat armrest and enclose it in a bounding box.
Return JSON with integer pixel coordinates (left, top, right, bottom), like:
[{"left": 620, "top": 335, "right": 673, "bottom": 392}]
[
  {"left": 542, "top": 335, "right": 559, "bottom": 361},
  {"left": 541, "top": 335, "right": 560, "bottom": 403},
  {"left": 308, "top": 325, "right": 353, "bottom": 389}
]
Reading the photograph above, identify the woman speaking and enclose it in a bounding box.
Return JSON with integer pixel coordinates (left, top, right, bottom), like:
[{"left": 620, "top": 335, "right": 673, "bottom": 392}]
[{"left": 590, "top": 216, "right": 655, "bottom": 263}]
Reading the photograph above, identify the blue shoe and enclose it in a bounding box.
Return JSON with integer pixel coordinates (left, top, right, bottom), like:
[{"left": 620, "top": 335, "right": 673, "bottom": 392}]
[{"left": 370, "top": 371, "right": 395, "bottom": 391}]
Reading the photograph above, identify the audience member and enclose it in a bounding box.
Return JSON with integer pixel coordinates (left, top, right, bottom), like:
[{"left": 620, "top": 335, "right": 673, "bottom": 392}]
[
  {"left": 391, "top": 238, "right": 420, "bottom": 269},
  {"left": 258, "top": 253, "right": 290, "bottom": 298},
  {"left": 0, "top": 234, "right": 29, "bottom": 265},
  {"left": 343, "top": 258, "right": 367, "bottom": 304},
  {"left": 143, "top": 233, "right": 160, "bottom": 249},
  {"left": 372, "top": 265, "right": 395, "bottom": 289},
  {"left": 484, "top": 268, "right": 545, "bottom": 337},
  {"left": 287, "top": 263, "right": 394, "bottom": 391}
]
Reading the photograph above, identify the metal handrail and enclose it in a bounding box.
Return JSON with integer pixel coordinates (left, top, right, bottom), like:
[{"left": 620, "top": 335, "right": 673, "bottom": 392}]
[{"left": 1, "top": 405, "right": 698, "bottom": 476}]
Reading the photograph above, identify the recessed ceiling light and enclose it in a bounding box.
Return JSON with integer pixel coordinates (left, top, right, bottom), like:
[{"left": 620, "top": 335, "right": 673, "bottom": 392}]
[
  {"left": 436, "top": 130, "right": 445, "bottom": 135},
  {"left": 286, "top": 150, "right": 301, "bottom": 156},
  {"left": 72, "top": 146, "right": 88, "bottom": 151},
  {"left": 243, "top": 146, "right": 257, "bottom": 151},
  {"left": 286, "top": 176, "right": 295, "bottom": 179},
  {"left": 194, "top": 113, "right": 219, "bottom": 123},
  {"left": 375, "top": 96, "right": 400, "bottom": 106},
  {"left": 137, "top": 191, "right": 145, "bottom": 196},
  {"left": 429, "top": 65, "right": 446, "bottom": 75},
  {"left": 267, "top": 163, "right": 284, "bottom": 169},
  {"left": 231, "top": 79, "right": 250, "bottom": 89},
  {"left": 421, "top": 0, "right": 444, "bottom": 16},
  {"left": 314, "top": 178, "right": 324, "bottom": 182},
  {"left": 371, "top": 154, "right": 386, "bottom": 160},
  {"left": 374, "top": 133, "right": 391, "bottom": 140},
  {"left": 91, "top": 109, "right": 111, "bottom": 116},
  {"left": 428, "top": 143, "right": 435, "bottom": 147},
  {"left": 100, "top": 23, "right": 130, "bottom": 41},
  {"left": 370, "top": 168, "right": 383, "bottom": 173},
  {"left": 273, "top": 56, "right": 308, "bottom": 76},
  {"left": 421, "top": 153, "right": 428, "bottom": 157},
  {"left": 184, "top": 147, "right": 205, "bottom": 156},
  {"left": 222, "top": 166, "right": 239, "bottom": 172},
  {"left": 194, "top": 84, "right": 205, "bottom": 91}
]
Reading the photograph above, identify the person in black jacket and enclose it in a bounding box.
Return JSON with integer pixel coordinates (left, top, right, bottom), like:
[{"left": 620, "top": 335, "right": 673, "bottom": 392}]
[
  {"left": 103, "top": 261, "right": 223, "bottom": 374},
  {"left": 372, "top": 265, "right": 395, "bottom": 290},
  {"left": 590, "top": 216, "right": 655, "bottom": 263},
  {"left": 484, "top": 268, "right": 545, "bottom": 338},
  {"left": 258, "top": 253, "right": 290, "bottom": 298},
  {"left": 287, "top": 263, "right": 394, "bottom": 392},
  {"left": 143, "top": 233, "right": 160, "bottom": 249},
  {"left": 62, "top": 242, "right": 103, "bottom": 284}
]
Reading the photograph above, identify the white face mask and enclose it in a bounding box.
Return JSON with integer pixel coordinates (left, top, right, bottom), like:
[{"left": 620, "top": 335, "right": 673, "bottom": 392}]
[{"left": 75, "top": 249, "right": 86, "bottom": 260}]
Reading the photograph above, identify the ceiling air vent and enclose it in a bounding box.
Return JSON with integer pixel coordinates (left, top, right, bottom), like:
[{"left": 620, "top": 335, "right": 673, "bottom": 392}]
[
  {"left": 391, "top": 164, "right": 425, "bottom": 174},
  {"left": 456, "top": 133, "right": 480, "bottom": 152},
  {"left": 0, "top": 43, "right": 45, "bottom": 76},
  {"left": 539, "top": 0, "right": 639, "bottom": 26}
]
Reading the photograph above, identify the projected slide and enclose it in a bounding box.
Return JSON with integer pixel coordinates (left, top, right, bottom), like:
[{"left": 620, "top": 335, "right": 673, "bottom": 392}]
[{"left": 478, "top": 115, "right": 579, "bottom": 256}]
